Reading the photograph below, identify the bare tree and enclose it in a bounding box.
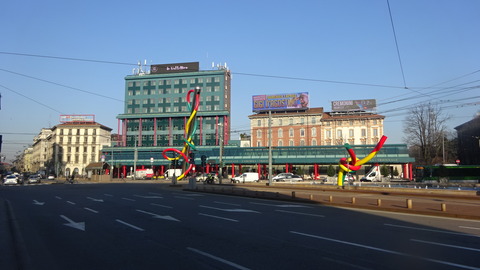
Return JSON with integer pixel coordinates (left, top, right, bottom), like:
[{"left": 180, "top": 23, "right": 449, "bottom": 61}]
[{"left": 403, "top": 103, "right": 450, "bottom": 165}]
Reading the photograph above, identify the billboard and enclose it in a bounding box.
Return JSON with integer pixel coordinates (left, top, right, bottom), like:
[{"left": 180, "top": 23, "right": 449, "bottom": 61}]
[
  {"left": 150, "top": 62, "right": 199, "bottom": 74},
  {"left": 252, "top": 92, "right": 309, "bottom": 112},
  {"left": 331, "top": 99, "right": 376, "bottom": 112},
  {"left": 60, "top": 114, "right": 95, "bottom": 123}
]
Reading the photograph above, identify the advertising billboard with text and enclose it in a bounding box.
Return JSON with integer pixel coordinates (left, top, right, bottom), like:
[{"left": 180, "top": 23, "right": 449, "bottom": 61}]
[
  {"left": 60, "top": 114, "right": 95, "bottom": 123},
  {"left": 331, "top": 99, "right": 377, "bottom": 112},
  {"left": 252, "top": 92, "right": 309, "bottom": 112},
  {"left": 150, "top": 62, "right": 199, "bottom": 74}
]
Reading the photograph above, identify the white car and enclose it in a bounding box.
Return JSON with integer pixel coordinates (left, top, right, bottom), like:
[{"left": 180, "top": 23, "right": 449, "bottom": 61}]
[
  {"left": 273, "top": 173, "right": 303, "bottom": 182},
  {"left": 4, "top": 175, "right": 19, "bottom": 185},
  {"left": 27, "top": 174, "right": 42, "bottom": 184}
]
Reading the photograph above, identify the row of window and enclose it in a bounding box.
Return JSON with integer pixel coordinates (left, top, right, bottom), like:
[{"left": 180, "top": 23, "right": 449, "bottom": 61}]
[
  {"left": 128, "top": 86, "right": 221, "bottom": 96},
  {"left": 127, "top": 105, "right": 221, "bottom": 114},
  {"left": 59, "top": 137, "right": 98, "bottom": 144},
  {"left": 255, "top": 138, "right": 376, "bottom": 147},
  {"left": 256, "top": 128, "right": 379, "bottom": 138},
  {"left": 64, "top": 146, "right": 97, "bottom": 154},
  {"left": 59, "top": 128, "right": 97, "bottom": 136},
  {"left": 127, "top": 77, "right": 221, "bottom": 87},
  {"left": 65, "top": 154, "right": 97, "bottom": 164},
  {"left": 256, "top": 118, "right": 380, "bottom": 127},
  {"left": 128, "top": 96, "right": 221, "bottom": 104}
]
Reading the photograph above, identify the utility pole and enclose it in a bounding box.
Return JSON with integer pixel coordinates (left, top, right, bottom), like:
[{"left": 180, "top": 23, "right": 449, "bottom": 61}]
[
  {"left": 268, "top": 110, "right": 273, "bottom": 185},
  {"left": 218, "top": 122, "right": 224, "bottom": 184}
]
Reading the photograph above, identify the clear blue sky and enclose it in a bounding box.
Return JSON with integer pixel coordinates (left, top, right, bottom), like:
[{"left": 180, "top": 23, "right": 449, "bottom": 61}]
[{"left": 1, "top": 0, "right": 479, "bottom": 163}]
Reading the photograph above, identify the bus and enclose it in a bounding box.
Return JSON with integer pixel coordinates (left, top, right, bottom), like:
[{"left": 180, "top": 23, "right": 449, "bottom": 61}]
[{"left": 415, "top": 164, "right": 480, "bottom": 183}]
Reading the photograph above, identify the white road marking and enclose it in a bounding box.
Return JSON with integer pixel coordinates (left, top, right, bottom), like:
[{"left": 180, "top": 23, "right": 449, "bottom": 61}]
[
  {"left": 134, "top": 194, "right": 163, "bottom": 199},
  {"left": 66, "top": 201, "right": 75, "bottom": 205},
  {"left": 150, "top": 203, "right": 173, "bottom": 209},
  {"left": 84, "top": 207, "right": 99, "bottom": 214},
  {"left": 460, "top": 226, "right": 480, "bottom": 231},
  {"left": 200, "top": 205, "right": 260, "bottom": 213},
  {"left": 87, "top": 197, "right": 104, "bottom": 202},
  {"left": 199, "top": 213, "right": 238, "bottom": 222},
  {"left": 136, "top": 209, "right": 180, "bottom": 222},
  {"left": 116, "top": 219, "right": 144, "bottom": 231},
  {"left": 411, "top": 239, "right": 480, "bottom": 252},
  {"left": 250, "top": 202, "right": 311, "bottom": 208},
  {"left": 55, "top": 196, "right": 62, "bottom": 200},
  {"left": 122, "top": 197, "right": 136, "bottom": 201},
  {"left": 291, "top": 231, "right": 480, "bottom": 270},
  {"left": 385, "top": 223, "right": 480, "bottom": 238},
  {"left": 275, "top": 210, "right": 324, "bottom": 217},
  {"left": 33, "top": 200, "right": 45, "bottom": 205},
  {"left": 60, "top": 215, "right": 85, "bottom": 231},
  {"left": 187, "top": 247, "right": 250, "bottom": 270},
  {"left": 174, "top": 196, "right": 194, "bottom": 200},
  {"left": 214, "top": 201, "right": 241, "bottom": 206}
]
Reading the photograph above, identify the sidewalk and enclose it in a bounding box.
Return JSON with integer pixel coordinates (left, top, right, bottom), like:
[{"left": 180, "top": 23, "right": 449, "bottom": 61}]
[{"left": 185, "top": 182, "right": 480, "bottom": 220}]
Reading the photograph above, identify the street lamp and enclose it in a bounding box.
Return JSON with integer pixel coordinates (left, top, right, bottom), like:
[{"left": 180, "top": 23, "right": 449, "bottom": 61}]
[{"left": 218, "top": 123, "right": 224, "bottom": 184}]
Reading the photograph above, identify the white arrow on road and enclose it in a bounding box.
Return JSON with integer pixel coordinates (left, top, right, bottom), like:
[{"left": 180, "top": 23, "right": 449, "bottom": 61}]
[
  {"left": 33, "top": 200, "right": 45, "bottom": 205},
  {"left": 136, "top": 209, "right": 180, "bottom": 222},
  {"left": 60, "top": 215, "right": 85, "bottom": 231},
  {"left": 87, "top": 197, "right": 104, "bottom": 202}
]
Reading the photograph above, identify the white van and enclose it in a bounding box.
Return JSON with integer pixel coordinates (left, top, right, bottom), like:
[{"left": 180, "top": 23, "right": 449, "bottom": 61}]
[
  {"left": 164, "top": 169, "right": 183, "bottom": 178},
  {"left": 231, "top": 172, "right": 259, "bottom": 183}
]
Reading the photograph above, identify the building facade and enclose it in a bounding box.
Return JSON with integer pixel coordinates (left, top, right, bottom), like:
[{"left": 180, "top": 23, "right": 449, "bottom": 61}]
[
  {"left": 455, "top": 114, "right": 480, "bottom": 165},
  {"left": 249, "top": 108, "right": 385, "bottom": 147},
  {"left": 116, "top": 63, "right": 231, "bottom": 148},
  {"left": 31, "top": 128, "right": 53, "bottom": 173},
  {"left": 50, "top": 121, "right": 112, "bottom": 177}
]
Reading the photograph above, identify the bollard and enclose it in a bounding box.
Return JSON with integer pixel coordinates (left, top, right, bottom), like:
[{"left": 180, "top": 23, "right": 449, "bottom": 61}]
[
  {"left": 292, "top": 191, "right": 296, "bottom": 199},
  {"left": 441, "top": 203, "right": 447, "bottom": 212},
  {"left": 377, "top": 199, "right": 382, "bottom": 206},
  {"left": 352, "top": 197, "right": 356, "bottom": 204},
  {"left": 310, "top": 194, "right": 313, "bottom": 200},
  {"left": 329, "top": 195, "right": 333, "bottom": 202},
  {"left": 407, "top": 199, "right": 413, "bottom": 209}
]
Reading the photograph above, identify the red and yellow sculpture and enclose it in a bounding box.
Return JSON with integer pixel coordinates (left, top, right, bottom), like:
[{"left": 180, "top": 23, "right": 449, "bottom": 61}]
[{"left": 337, "top": 135, "right": 387, "bottom": 186}]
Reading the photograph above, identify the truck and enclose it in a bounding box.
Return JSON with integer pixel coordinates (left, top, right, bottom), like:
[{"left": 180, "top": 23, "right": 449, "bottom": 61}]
[
  {"left": 360, "top": 165, "right": 381, "bottom": 182},
  {"left": 127, "top": 168, "right": 154, "bottom": 179}
]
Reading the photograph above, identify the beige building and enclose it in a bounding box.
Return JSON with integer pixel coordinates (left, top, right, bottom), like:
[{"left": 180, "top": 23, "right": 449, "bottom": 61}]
[
  {"left": 31, "top": 128, "right": 53, "bottom": 173},
  {"left": 249, "top": 107, "right": 384, "bottom": 147},
  {"left": 51, "top": 122, "right": 112, "bottom": 177}
]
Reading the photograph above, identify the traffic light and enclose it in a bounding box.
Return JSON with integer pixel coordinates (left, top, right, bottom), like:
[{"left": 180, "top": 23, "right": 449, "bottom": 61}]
[{"left": 189, "top": 152, "right": 195, "bottom": 164}]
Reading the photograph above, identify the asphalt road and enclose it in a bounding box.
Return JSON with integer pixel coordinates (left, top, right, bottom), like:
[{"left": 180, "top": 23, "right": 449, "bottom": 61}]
[{"left": 1, "top": 183, "right": 479, "bottom": 270}]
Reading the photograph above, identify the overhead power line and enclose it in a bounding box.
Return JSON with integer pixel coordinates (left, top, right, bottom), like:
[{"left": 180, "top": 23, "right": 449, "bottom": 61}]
[{"left": 0, "top": 51, "right": 136, "bottom": 66}]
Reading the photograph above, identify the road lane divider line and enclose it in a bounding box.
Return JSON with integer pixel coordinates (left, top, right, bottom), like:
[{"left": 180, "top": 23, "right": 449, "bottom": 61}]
[
  {"left": 66, "top": 201, "right": 75, "bottom": 205},
  {"left": 150, "top": 203, "right": 173, "bottom": 209},
  {"left": 214, "top": 201, "right": 241, "bottom": 206},
  {"left": 198, "top": 213, "right": 238, "bottom": 222},
  {"left": 410, "top": 239, "right": 480, "bottom": 252},
  {"left": 385, "top": 223, "right": 480, "bottom": 238},
  {"left": 275, "top": 210, "right": 325, "bottom": 217},
  {"left": 115, "top": 219, "right": 144, "bottom": 231},
  {"left": 250, "top": 202, "right": 312, "bottom": 208},
  {"left": 200, "top": 205, "right": 260, "bottom": 213},
  {"left": 291, "top": 231, "right": 480, "bottom": 270},
  {"left": 122, "top": 197, "right": 135, "bottom": 201},
  {"left": 187, "top": 247, "right": 250, "bottom": 270},
  {"left": 84, "top": 207, "right": 99, "bottom": 214}
]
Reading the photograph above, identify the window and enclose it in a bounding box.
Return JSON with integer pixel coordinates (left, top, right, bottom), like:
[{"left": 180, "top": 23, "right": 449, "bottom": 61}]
[
  {"left": 289, "top": 128, "right": 294, "bottom": 137},
  {"left": 349, "top": 129, "right": 354, "bottom": 137},
  {"left": 337, "top": 130, "right": 343, "bottom": 138},
  {"left": 300, "top": 128, "right": 305, "bottom": 137},
  {"left": 278, "top": 128, "right": 283, "bottom": 138},
  {"left": 300, "top": 118, "right": 305, "bottom": 124},
  {"left": 373, "top": 119, "right": 378, "bottom": 124},
  {"left": 300, "top": 139, "right": 305, "bottom": 146},
  {"left": 289, "top": 118, "right": 293, "bottom": 125},
  {"left": 326, "top": 130, "right": 331, "bottom": 138},
  {"left": 279, "top": 119, "right": 283, "bottom": 126},
  {"left": 278, "top": 140, "right": 283, "bottom": 146},
  {"left": 257, "top": 120, "right": 261, "bottom": 126},
  {"left": 289, "top": 140, "right": 294, "bottom": 146},
  {"left": 361, "top": 129, "right": 366, "bottom": 137},
  {"left": 311, "top": 118, "right": 316, "bottom": 125},
  {"left": 257, "top": 130, "right": 262, "bottom": 138},
  {"left": 257, "top": 141, "right": 262, "bottom": 147},
  {"left": 312, "top": 139, "right": 317, "bottom": 146},
  {"left": 311, "top": 127, "right": 317, "bottom": 137},
  {"left": 349, "top": 120, "right": 354, "bottom": 126},
  {"left": 373, "top": 129, "right": 378, "bottom": 136}
]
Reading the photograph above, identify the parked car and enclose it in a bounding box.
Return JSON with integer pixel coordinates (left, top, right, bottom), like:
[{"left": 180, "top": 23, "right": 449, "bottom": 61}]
[
  {"left": 27, "top": 174, "right": 42, "bottom": 184},
  {"left": 273, "top": 173, "right": 303, "bottom": 182},
  {"left": 4, "top": 174, "right": 19, "bottom": 185},
  {"left": 196, "top": 173, "right": 218, "bottom": 182},
  {"left": 272, "top": 173, "right": 294, "bottom": 181},
  {"left": 47, "top": 175, "right": 55, "bottom": 180}
]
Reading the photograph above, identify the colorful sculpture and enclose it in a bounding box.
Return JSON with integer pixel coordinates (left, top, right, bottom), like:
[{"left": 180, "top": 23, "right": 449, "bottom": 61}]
[
  {"left": 162, "top": 87, "right": 201, "bottom": 181},
  {"left": 337, "top": 135, "right": 387, "bottom": 186}
]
